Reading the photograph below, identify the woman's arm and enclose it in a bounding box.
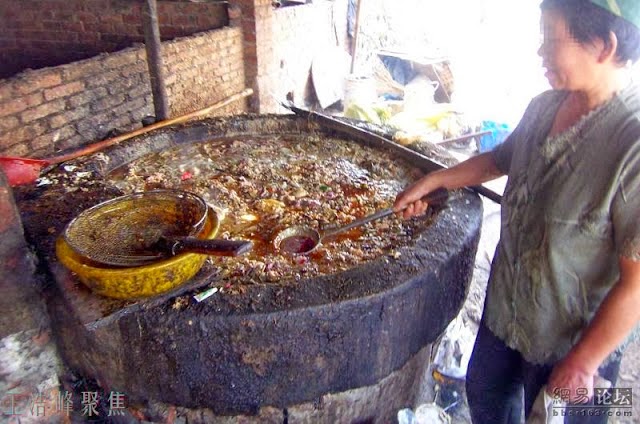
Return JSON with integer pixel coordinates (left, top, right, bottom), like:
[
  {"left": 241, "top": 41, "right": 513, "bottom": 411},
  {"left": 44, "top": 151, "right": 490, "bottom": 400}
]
[
  {"left": 393, "top": 152, "right": 504, "bottom": 219},
  {"left": 547, "top": 256, "right": 640, "bottom": 402}
]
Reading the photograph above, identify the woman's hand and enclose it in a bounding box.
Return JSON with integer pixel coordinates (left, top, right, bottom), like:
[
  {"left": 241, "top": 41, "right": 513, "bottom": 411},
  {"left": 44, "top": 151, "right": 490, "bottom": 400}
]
[
  {"left": 546, "top": 355, "right": 596, "bottom": 404},
  {"left": 393, "top": 176, "right": 441, "bottom": 219},
  {"left": 546, "top": 256, "right": 640, "bottom": 403},
  {"left": 393, "top": 152, "right": 504, "bottom": 219}
]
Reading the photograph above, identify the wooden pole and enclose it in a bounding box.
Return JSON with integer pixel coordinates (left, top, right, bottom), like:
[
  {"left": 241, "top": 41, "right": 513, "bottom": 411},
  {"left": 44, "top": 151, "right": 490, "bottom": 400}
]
[
  {"left": 350, "top": 0, "right": 364, "bottom": 74},
  {"left": 142, "top": 0, "right": 170, "bottom": 121}
]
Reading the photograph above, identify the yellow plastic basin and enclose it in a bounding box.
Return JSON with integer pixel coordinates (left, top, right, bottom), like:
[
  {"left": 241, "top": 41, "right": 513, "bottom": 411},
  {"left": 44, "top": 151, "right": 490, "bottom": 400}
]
[{"left": 56, "top": 209, "right": 220, "bottom": 299}]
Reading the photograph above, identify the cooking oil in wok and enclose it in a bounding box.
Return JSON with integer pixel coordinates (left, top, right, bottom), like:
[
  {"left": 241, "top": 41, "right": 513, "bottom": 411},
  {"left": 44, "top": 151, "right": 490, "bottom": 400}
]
[{"left": 279, "top": 235, "right": 317, "bottom": 254}]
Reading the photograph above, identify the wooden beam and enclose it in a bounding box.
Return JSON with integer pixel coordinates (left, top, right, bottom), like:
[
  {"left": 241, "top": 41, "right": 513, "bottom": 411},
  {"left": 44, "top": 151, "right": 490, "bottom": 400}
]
[
  {"left": 142, "top": 0, "right": 170, "bottom": 121},
  {"left": 350, "top": 0, "right": 364, "bottom": 74}
]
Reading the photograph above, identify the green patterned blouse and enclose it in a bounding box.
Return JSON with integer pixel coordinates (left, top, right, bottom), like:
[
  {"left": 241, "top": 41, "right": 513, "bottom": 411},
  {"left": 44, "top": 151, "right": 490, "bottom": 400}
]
[{"left": 486, "top": 82, "right": 640, "bottom": 365}]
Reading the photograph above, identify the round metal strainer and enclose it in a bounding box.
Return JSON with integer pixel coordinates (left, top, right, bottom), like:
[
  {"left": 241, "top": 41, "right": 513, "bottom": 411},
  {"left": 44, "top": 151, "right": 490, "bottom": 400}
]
[{"left": 63, "top": 189, "right": 209, "bottom": 267}]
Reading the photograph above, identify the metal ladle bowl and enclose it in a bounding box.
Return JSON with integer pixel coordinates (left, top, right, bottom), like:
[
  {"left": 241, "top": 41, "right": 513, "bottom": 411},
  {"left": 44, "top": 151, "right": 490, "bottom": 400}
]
[{"left": 273, "top": 188, "right": 449, "bottom": 255}]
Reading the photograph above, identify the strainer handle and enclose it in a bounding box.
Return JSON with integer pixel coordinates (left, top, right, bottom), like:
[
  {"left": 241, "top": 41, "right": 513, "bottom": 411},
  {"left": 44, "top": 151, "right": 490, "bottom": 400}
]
[{"left": 168, "top": 238, "right": 254, "bottom": 257}]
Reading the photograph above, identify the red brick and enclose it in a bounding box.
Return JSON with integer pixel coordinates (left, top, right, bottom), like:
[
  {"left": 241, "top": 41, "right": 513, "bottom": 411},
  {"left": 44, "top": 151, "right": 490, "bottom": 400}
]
[
  {"left": 74, "top": 112, "right": 111, "bottom": 140},
  {"left": 66, "top": 0, "right": 85, "bottom": 12},
  {"left": 21, "top": 99, "right": 66, "bottom": 123},
  {"left": 56, "top": 21, "right": 85, "bottom": 32},
  {"left": 244, "top": 30, "right": 256, "bottom": 43},
  {"left": 110, "top": 97, "right": 145, "bottom": 118},
  {"left": 43, "top": 81, "right": 85, "bottom": 101},
  {"left": 1, "top": 143, "right": 30, "bottom": 157},
  {"left": 77, "top": 31, "right": 101, "bottom": 45},
  {"left": 228, "top": 5, "right": 242, "bottom": 21},
  {"left": 99, "top": 14, "right": 123, "bottom": 24},
  {"left": 128, "top": 2, "right": 142, "bottom": 14},
  {"left": 52, "top": 9, "right": 75, "bottom": 20},
  {"left": 89, "top": 94, "right": 125, "bottom": 112},
  {"left": 130, "top": 99, "right": 152, "bottom": 120},
  {"left": 121, "top": 63, "right": 147, "bottom": 78},
  {"left": 158, "top": 12, "right": 171, "bottom": 26},
  {"left": 13, "top": 10, "right": 37, "bottom": 22},
  {"left": 17, "top": 29, "right": 51, "bottom": 41},
  {"left": 101, "top": 52, "right": 138, "bottom": 71},
  {"left": 92, "top": 22, "right": 114, "bottom": 33},
  {"left": 2, "top": 7, "right": 19, "bottom": 21},
  {"left": 0, "top": 122, "right": 47, "bottom": 146},
  {"left": 0, "top": 116, "right": 20, "bottom": 134},
  {"left": 162, "top": 26, "right": 183, "bottom": 39},
  {"left": 49, "top": 106, "right": 90, "bottom": 129},
  {"left": 0, "top": 93, "right": 43, "bottom": 118},
  {"left": 111, "top": 23, "right": 139, "bottom": 37},
  {"left": 75, "top": 11, "right": 99, "bottom": 24},
  {"left": 109, "top": 115, "right": 135, "bottom": 132},
  {"left": 66, "top": 87, "right": 108, "bottom": 108},
  {"left": 54, "top": 134, "right": 85, "bottom": 151},
  {"left": 31, "top": 126, "right": 78, "bottom": 151},
  {"left": 122, "top": 13, "right": 140, "bottom": 25},
  {"left": 85, "top": 71, "right": 120, "bottom": 89},
  {"left": 172, "top": 14, "right": 195, "bottom": 26},
  {"left": 13, "top": 72, "right": 62, "bottom": 95},
  {"left": 106, "top": 75, "right": 140, "bottom": 95},
  {"left": 30, "top": 134, "right": 54, "bottom": 152},
  {"left": 60, "top": 59, "right": 102, "bottom": 81}
]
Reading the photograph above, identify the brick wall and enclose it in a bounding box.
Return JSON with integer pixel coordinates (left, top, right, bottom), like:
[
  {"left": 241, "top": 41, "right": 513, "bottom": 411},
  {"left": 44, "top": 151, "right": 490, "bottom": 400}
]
[
  {"left": 0, "top": 0, "right": 228, "bottom": 79},
  {"left": 251, "top": 0, "right": 349, "bottom": 113},
  {"left": 0, "top": 27, "right": 247, "bottom": 158},
  {"left": 165, "top": 29, "right": 246, "bottom": 117},
  {"left": 230, "top": 0, "right": 260, "bottom": 111},
  {"left": 229, "top": 0, "right": 348, "bottom": 113}
]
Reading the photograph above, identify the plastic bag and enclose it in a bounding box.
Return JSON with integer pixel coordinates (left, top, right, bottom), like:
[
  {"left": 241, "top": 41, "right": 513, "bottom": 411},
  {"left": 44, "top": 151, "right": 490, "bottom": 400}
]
[
  {"left": 478, "top": 120, "right": 511, "bottom": 152},
  {"left": 397, "top": 403, "right": 451, "bottom": 424}
]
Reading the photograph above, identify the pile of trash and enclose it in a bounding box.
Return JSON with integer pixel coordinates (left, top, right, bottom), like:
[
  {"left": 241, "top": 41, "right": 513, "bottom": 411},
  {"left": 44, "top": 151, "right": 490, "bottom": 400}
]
[
  {"left": 396, "top": 314, "right": 476, "bottom": 423},
  {"left": 337, "top": 55, "right": 511, "bottom": 152},
  {"left": 397, "top": 403, "right": 451, "bottom": 424},
  {"left": 343, "top": 73, "right": 468, "bottom": 146}
]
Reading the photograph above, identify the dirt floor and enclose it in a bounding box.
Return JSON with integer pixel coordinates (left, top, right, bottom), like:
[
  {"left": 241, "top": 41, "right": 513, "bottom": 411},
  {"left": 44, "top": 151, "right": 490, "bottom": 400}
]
[{"left": 428, "top": 144, "right": 639, "bottom": 424}]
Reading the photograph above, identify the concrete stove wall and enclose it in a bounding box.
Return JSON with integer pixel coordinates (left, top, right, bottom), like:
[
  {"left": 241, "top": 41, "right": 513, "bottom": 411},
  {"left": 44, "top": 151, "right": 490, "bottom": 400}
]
[
  {"left": 0, "top": 171, "right": 65, "bottom": 422},
  {"left": 8, "top": 115, "right": 482, "bottom": 422}
]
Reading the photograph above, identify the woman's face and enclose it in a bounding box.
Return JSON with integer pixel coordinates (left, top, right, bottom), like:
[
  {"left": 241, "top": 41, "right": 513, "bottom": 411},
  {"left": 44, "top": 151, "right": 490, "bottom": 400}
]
[{"left": 538, "top": 9, "right": 605, "bottom": 90}]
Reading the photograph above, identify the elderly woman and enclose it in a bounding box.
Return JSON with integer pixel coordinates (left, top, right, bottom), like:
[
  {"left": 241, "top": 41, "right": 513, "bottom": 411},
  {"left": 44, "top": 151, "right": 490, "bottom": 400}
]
[{"left": 394, "top": 1, "right": 640, "bottom": 422}]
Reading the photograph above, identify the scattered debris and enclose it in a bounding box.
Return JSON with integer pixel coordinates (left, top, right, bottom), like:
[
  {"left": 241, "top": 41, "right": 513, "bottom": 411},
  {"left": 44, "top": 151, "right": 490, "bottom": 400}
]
[
  {"left": 397, "top": 403, "right": 451, "bottom": 424},
  {"left": 193, "top": 287, "right": 219, "bottom": 303}
]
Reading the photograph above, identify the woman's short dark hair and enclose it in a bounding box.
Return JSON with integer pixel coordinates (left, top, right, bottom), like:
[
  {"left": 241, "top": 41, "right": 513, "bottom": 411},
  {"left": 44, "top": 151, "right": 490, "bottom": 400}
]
[{"left": 541, "top": 0, "right": 640, "bottom": 63}]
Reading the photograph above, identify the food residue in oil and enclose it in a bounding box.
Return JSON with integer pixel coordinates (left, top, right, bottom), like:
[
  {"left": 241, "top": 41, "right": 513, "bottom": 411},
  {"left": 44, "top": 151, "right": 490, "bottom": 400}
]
[
  {"left": 279, "top": 235, "right": 317, "bottom": 254},
  {"left": 109, "top": 134, "right": 437, "bottom": 285}
]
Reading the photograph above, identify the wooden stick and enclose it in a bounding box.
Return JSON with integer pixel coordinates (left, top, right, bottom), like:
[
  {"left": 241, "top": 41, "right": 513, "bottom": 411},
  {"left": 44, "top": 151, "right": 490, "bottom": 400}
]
[
  {"left": 143, "top": 0, "right": 170, "bottom": 120},
  {"left": 350, "top": 0, "right": 364, "bottom": 74}
]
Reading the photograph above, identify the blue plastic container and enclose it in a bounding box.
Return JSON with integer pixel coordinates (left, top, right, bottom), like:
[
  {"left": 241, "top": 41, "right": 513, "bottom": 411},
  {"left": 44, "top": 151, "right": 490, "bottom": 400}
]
[{"left": 479, "top": 121, "right": 511, "bottom": 152}]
